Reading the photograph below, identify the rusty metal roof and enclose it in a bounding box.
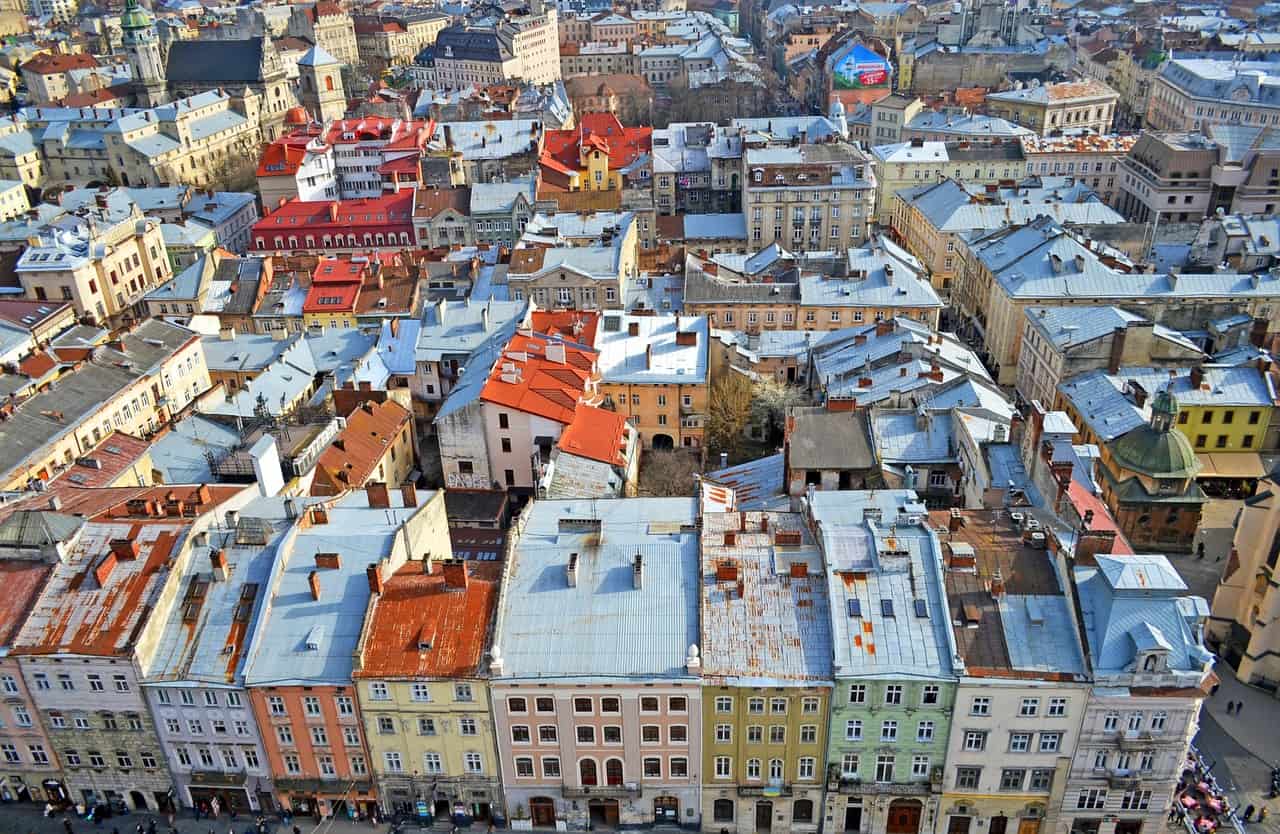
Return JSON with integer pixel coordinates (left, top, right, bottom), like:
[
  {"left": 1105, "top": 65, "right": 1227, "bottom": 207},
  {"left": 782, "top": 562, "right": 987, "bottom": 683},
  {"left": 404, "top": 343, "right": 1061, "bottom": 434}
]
[
  {"left": 10, "top": 485, "right": 246, "bottom": 658},
  {"left": 354, "top": 559, "right": 502, "bottom": 680},
  {"left": 700, "top": 511, "right": 832, "bottom": 685}
]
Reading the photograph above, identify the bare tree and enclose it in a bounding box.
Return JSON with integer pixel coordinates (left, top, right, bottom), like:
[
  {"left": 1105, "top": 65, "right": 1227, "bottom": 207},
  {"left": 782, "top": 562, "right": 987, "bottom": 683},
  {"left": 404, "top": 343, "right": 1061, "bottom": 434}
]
[
  {"left": 639, "top": 449, "right": 701, "bottom": 497},
  {"left": 706, "top": 372, "right": 753, "bottom": 458},
  {"left": 751, "top": 377, "right": 810, "bottom": 445}
]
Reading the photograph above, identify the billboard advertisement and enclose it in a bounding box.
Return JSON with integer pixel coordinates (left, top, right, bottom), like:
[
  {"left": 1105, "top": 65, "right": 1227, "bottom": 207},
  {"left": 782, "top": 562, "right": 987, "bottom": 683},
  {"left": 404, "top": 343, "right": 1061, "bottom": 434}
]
[{"left": 832, "top": 44, "right": 892, "bottom": 90}]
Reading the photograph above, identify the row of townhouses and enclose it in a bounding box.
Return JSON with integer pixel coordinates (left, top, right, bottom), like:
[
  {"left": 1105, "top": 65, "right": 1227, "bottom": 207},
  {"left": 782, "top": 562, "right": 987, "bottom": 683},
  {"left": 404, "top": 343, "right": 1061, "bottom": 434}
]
[{"left": 0, "top": 481, "right": 1212, "bottom": 834}]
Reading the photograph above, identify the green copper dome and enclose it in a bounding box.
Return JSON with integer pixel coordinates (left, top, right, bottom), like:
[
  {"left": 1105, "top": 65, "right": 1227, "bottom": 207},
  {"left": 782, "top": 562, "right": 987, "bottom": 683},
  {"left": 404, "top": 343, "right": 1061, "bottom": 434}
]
[
  {"left": 1111, "top": 387, "right": 1200, "bottom": 479},
  {"left": 121, "top": 0, "right": 153, "bottom": 31}
]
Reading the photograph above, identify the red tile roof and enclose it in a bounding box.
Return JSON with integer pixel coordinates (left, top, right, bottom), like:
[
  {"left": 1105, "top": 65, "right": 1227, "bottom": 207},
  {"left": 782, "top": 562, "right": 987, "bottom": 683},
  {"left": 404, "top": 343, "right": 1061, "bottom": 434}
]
[
  {"left": 0, "top": 299, "right": 69, "bottom": 330},
  {"left": 540, "top": 112, "right": 652, "bottom": 175},
  {"left": 557, "top": 404, "right": 629, "bottom": 466},
  {"left": 21, "top": 52, "right": 98, "bottom": 75},
  {"left": 354, "top": 559, "right": 502, "bottom": 678},
  {"left": 480, "top": 333, "right": 600, "bottom": 425},
  {"left": 1067, "top": 480, "right": 1134, "bottom": 555},
  {"left": 530, "top": 310, "right": 600, "bottom": 345},
  {"left": 252, "top": 191, "right": 415, "bottom": 251},
  {"left": 311, "top": 399, "right": 411, "bottom": 496}
]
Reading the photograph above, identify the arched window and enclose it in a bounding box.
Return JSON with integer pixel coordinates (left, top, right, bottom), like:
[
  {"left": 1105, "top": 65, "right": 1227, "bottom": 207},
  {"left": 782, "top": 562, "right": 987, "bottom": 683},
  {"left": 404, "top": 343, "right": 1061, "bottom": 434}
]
[
  {"left": 579, "top": 759, "right": 597, "bottom": 786},
  {"left": 605, "top": 758, "right": 624, "bottom": 786},
  {"left": 793, "top": 800, "right": 814, "bottom": 823},
  {"left": 325, "top": 75, "right": 334, "bottom": 91}
]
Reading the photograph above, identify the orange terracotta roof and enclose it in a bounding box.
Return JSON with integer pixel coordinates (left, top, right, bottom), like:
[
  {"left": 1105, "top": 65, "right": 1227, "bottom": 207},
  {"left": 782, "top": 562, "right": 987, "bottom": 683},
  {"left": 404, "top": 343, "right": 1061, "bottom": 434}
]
[
  {"left": 354, "top": 559, "right": 502, "bottom": 678},
  {"left": 557, "top": 404, "right": 628, "bottom": 466},
  {"left": 540, "top": 112, "right": 652, "bottom": 175},
  {"left": 414, "top": 186, "right": 470, "bottom": 218},
  {"left": 21, "top": 52, "right": 98, "bottom": 75},
  {"left": 256, "top": 141, "right": 308, "bottom": 177},
  {"left": 530, "top": 310, "right": 600, "bottom": 345},
  {"left": 52, "top": 86, "right": 123, "bottom": 107},
  {"left": 480, "top": 333, "right": 599, "bottom": 425},
  {"left": 311, "top": 399, "right": 411, "bottom": 495}
]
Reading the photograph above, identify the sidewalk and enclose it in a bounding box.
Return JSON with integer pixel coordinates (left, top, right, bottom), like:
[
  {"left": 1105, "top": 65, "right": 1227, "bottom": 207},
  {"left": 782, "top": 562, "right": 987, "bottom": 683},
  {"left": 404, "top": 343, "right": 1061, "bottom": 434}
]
[
  {"left": 0, "top": 804, "right": 395, "bottom": 834},
  {"left": 1201, "top": 664, "right": 1280, "bottom": 767}
]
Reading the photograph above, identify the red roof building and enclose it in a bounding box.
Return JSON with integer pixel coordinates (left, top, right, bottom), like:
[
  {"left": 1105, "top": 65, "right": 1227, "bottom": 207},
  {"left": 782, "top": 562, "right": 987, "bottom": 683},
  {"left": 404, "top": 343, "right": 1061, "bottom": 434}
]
[
  {"left": 251, "top": 191, "right": 416, "bottom": 255},
  {"left": 530, "top": 310, "right": 600, "bottom": 346},
  {"left": 480, "top": 332, "right": 602, "bottom": 425},
  {"left": 539, "top": 112, "right": 652, "bottom": 192},
  {"left": 556, "top": 403, "right": 630, "bottom": 467}
]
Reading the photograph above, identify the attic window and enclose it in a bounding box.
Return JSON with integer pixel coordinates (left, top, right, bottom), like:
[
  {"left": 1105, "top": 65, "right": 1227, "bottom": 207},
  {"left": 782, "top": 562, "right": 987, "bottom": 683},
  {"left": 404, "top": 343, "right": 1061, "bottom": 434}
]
[
  {"left": 304, "top": 625, "right": 325, "bottom": 651},
  {"left": 914, "top": 599, "right": 928, "bottom": 618},
  {"left": 881, "top": 599, "right": 895, "bottom": 618},
  {"left": 847, "top": 598, "right": 862, "bottom": 618}
]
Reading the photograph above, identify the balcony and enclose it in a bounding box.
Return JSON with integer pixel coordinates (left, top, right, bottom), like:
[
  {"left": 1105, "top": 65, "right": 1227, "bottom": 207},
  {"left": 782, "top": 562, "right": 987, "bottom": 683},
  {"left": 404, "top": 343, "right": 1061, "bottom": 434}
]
[
  {"left": 1105, "top": 769, "right": 1141, "bottom": 790},
  {"left": 1113, "top": 730, "right": 1152, "bottom": 750},
  {"left": 562, "top": 783, "right": 641, "bottom": 799}
]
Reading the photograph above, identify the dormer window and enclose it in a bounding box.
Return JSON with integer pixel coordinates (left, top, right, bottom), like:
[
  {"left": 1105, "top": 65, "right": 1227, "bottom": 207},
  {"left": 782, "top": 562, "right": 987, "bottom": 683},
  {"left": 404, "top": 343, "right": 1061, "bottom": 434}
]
[{"left": 1139, "top": 651, "right": 1167, "bottom": 673}]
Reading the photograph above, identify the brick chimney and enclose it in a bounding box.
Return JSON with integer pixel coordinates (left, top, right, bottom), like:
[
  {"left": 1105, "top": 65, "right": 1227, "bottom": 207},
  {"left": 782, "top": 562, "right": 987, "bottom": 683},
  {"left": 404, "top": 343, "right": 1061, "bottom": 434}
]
[
  {"left": 309, "top": 570, "right": 322, "bottom": 601},
  {"left": 366, "top": 482, "right": 390, "bottom": 509},
  {"left": 109, "top": 538, "right": 141, "bottom": 560},
  {"left": 315, "top": 552, "right": 341, "bottom": 569},
  {"left": 400, "top": 483, "right": 418, "bottom": 507},
  {"left": 211, "top": 549, "right": 229, "bottom": 582},
  {"left": 1190, "top": 365, "right": 1205, "bottom": 390},
  {"left": 367, "top": 563, "right": 385, "bottom": 595},
  {"left": 948, "top": 507, "right": 964, "bottom": 532},
  {"left": 442, "top": 558, "right": 469, "bottom": 590}
]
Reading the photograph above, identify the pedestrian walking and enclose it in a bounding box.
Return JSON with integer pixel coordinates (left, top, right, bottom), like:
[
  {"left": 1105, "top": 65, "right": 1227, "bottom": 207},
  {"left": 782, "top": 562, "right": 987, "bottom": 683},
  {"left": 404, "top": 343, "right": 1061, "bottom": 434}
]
[
  {"left": 1238, "top": 701, "right": 1245, "bottom": 716},
  {"left": 1258, "top": 808, "right": 1269, "bottom": 823},
  {"left": 64, "top": 816, "right": 75, "bottom": 834},
  {"left": 1228, "top": 701, "right": 1236, "bottom": 714},
  {"left": 1244, "top": 805, "right": 1255, "bottom": 821}
]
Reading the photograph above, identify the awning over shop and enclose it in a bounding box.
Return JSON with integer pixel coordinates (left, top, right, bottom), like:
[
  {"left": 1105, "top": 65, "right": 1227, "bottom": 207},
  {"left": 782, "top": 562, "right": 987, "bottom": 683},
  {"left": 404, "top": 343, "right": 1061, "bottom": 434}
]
[{"left": 1197, "top": 452, "right": 1265, "bottom": 479}]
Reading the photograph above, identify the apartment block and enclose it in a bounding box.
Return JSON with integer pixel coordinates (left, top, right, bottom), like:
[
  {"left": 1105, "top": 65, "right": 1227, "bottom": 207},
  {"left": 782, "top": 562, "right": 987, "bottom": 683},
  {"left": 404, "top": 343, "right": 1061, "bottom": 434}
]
[{"left": 743, "top": 143, "right": 874, "bottom": 251}]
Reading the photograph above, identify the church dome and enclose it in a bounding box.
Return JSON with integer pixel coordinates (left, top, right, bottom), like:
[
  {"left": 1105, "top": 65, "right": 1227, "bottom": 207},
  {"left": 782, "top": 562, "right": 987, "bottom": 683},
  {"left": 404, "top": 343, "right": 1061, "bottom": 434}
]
[
  {"left": 1111, "top": 389, "right": 1200, "bottom": 479},
  {"left": 120, "top": 0, "right": 153, "bottom": 31}
]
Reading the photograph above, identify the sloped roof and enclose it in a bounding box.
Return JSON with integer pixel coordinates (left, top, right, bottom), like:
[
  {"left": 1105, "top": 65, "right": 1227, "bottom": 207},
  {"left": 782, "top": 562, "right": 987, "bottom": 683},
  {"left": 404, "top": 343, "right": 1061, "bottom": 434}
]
[
  {"left": 541, "top": 112, "right": 652, "bottom": 173},
  {"left": 557, "top": 404, "right": 628, "bottom": 466},
  {"left": 165, "top": 39, "right": 269, "bottom": 84},
  {"left": 480, "top": 332, "right": 598, "bottom": 424}
]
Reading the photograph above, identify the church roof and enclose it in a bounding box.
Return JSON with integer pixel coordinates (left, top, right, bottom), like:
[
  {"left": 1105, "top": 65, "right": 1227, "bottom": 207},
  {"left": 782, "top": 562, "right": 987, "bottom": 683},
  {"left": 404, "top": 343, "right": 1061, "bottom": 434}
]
[
  {"left": 165, "top": 39, "right": 269, "bottom": 84},
  {"left": 299, "top": 44, "right": 339, "bottom": 67}
]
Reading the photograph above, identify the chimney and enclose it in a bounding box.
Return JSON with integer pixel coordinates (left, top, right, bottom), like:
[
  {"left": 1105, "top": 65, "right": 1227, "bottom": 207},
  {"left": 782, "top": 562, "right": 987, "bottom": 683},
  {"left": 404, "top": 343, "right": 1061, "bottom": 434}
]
[
  {"left": 948, "top": 507, "right": 964, "bottom": 532},
  {"left": 632, "top": 553, "right": 644, "bottom": 589},
  {"left": 366, "top": 482, "right": 391, "bottom": 509},
  {"left": 442, "top": 558, "right": 469, "bottom": 590},
  {"left": 225, "top": 509, "right": 240, "bottom": 528},
  {"left": 789, "top": 561, "right": 809, "bottom": 579},
  {"left": 716, "top": 560, "right": 739, "bottom": 581},
  {"left": 1190, "top": 365, "right": 1205, "bottom": 390},
  {"left": 94, "top": 552, "right": 117, "bottom": 587},
  {"left": 645, "top": 344, "right": 652, "bottom": 369},
  {"left": 1107, "top": 325, "right": 1127, "bottom": 375},
  {"left": 310, "top": 506, "right": 329, "bottom": 525},
  {"left": 109, "top": 538, "right": 141, "bottom": 560},
  {"left": 211, "top": 549, "right": 229, "bottom": 581},
  {"left": 628, "top": 321, "right": 640, "bottom": 336},
  {"left": 875, "top": 319, "right": 893, "bottom": 337},
  {"left": 309, "top": 570, "right": 322, "bottom": 601},
  {"left": 990, "top": 569, "right": 1005, "bottom": 598},
  {"left": 400, "top": 483, "right": 418, "bottom": 507},
  {"left": 315, "top": 552, "right": 341, "bottom": 569},
  {"left": 367, "top": 563, "right": 385, "bottom": 595},
  {"left": 566, "top": 552, "right": 579, "bottom": 587}
]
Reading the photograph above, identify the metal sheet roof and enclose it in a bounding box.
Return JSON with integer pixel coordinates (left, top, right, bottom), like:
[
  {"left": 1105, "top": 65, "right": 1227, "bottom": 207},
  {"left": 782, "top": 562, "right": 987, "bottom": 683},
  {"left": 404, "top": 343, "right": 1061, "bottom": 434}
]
[
  {"left": 810, "top": 490, "right": 955, "bottom": 680},
  {"left": 700, "top": 511, "right": 832, "bottom": 684},
  {"left": 494, "top": 498, "right": 700, "bottom": 681}
]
